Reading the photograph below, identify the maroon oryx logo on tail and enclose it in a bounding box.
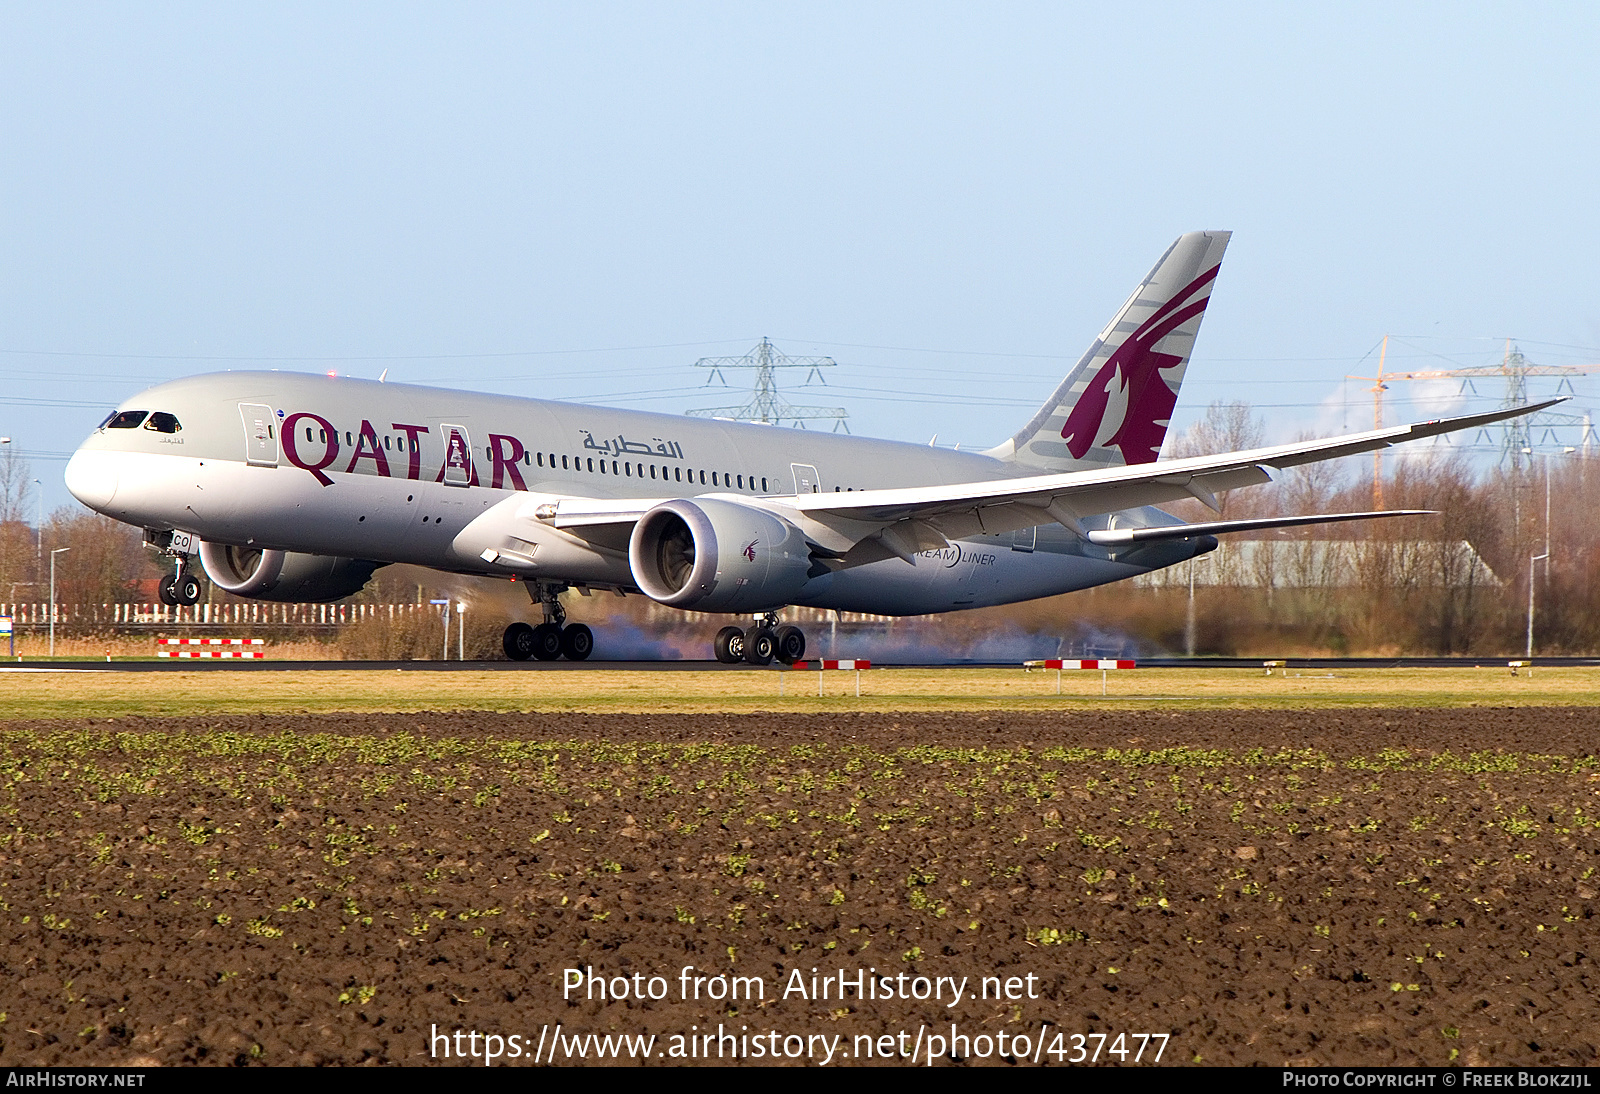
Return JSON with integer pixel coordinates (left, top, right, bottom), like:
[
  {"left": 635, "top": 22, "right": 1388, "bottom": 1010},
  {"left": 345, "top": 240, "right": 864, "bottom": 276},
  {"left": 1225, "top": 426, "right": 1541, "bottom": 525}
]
[{"left": 1059, "top": 264, "right": 1219, "bottom": 465}]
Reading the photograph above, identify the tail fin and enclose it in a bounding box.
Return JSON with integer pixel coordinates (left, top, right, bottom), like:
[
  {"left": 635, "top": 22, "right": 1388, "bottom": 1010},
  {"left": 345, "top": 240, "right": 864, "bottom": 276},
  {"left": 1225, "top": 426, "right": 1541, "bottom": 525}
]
[{"left": 985, "top": 230, "right": 1230, "bottom": 471}]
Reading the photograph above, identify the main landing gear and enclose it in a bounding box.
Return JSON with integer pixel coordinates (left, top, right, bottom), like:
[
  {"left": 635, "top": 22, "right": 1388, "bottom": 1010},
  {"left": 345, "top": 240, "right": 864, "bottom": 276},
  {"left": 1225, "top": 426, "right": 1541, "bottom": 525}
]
[
  {"left": 714, "top": 612, "right": 806, "bottom": 666},
  {"left": 503, "top": 581, "right": 593, "bottom": 662}
]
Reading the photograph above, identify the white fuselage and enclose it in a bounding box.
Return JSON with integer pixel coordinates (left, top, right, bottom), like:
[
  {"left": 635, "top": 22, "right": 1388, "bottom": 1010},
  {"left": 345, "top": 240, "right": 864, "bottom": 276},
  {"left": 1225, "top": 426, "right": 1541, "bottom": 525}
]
[{"left": 65, "top": 372, "right": 1211, "bottom": 616}]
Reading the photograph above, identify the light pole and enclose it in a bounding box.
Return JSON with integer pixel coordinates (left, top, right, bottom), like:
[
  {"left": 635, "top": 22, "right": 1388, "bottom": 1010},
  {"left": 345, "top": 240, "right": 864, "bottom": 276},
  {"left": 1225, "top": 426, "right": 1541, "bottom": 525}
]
[
  {"left": 456, "top": 601, "right": 467, "bottom": 661},
  {"left": 429, "top": 599, "right": 449, "bottom": 659},
  {"left": 1525, "top": 447, "right": 1577, "bottom": 660},
  {"left": 1526, "top": 551, "right": 1549, "bottom": 660},
  {"left": 49, "top": 547, "right": 70, "bottom": 657},
  {"left": 1184, "top": 555, "right": 1210, "bottom": 657}
]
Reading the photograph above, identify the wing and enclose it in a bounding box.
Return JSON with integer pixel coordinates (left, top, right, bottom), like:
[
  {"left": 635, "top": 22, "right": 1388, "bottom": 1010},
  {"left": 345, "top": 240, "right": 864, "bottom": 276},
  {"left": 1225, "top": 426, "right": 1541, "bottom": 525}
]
[
  {"left": 526, "top": 399, "right": 1559, "bottom": 566},
  {"left": 760, "top": 399, "right": 1563, "bottom": 562}
]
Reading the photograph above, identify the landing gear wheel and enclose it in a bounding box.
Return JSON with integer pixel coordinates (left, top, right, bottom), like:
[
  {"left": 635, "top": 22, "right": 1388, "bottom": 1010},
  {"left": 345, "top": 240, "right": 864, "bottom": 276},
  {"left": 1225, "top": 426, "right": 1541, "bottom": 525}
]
[
  {"left": 157, "top": 574, "right": 178, "bottom": 606},
  {"left": 176, "top": 574, "right": 202, "bottom": 605},
  {"left": 774, "top": 625, "right": 806, "bottom": 665},
  {"left": 743, "top": 626, "right": 776, "bottom": 666},
  {"left": 714, "top": 626, "right": 745, "bottom": 664},
  {"left": 561, "top": 623, "right": 594, "bottom": 661},
  {"left": 503, "top": 622, "right": 536, "bottom": 661},
  {"left": 530, "top": 622, "right": 564, "bottom": 661}
]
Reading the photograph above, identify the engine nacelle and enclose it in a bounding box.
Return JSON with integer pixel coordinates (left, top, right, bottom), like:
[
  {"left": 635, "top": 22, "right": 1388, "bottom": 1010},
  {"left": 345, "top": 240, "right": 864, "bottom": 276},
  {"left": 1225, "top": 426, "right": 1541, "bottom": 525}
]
[
  {"left": 198, "top": 541, "right": 381, "bottom": 603},
  {"left": 628, "top": 498, "right": 813, "bottom": 613}
]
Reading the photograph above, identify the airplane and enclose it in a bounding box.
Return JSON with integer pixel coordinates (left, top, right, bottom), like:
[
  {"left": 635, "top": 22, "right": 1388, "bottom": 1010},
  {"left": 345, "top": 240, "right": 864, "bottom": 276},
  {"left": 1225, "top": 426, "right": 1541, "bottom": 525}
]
[{"left": 63, "top": 231, "right": 1554, "bottom": 664}]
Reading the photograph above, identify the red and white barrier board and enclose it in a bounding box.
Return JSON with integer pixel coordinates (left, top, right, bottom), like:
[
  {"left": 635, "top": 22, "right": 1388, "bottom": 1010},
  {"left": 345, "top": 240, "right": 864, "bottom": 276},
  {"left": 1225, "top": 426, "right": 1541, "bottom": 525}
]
[
  {"left": 1024, "top": 658, "right": 1137, "bottom": 695},
  {"left": 157, "top": 637, "right": 266, "bottom": 659},
  {"left": 157, "top": 650, "right": 265, "bottom": 659},
  {"left": 158, "top": 638, "right": 265, "bottom": 646},
  {"left": 787, "top": 658, "right": 872, "bottom": 697}
]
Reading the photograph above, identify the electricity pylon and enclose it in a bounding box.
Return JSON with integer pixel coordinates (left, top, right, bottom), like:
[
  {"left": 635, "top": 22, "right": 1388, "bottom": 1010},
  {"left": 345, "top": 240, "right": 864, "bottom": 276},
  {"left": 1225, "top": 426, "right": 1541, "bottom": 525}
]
[{"left": 688, "top": 338, "right": 850, "bottom": 432}]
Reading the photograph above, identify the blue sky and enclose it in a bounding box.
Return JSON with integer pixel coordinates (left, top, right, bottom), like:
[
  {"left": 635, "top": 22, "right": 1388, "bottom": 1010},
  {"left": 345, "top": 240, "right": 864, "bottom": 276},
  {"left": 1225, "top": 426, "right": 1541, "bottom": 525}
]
[{"left": 4, "top": 3, "right": 1598, "bottom": 513}]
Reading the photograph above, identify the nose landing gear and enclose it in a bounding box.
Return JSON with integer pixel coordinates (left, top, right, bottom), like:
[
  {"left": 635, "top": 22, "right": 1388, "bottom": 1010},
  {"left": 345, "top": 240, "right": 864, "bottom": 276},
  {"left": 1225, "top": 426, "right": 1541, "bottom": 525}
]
[
  {"left": 150, "top": 531, "right": 204, "bottom": 606},
  {"left": 714, "top": 613, "right": 806, "bottom": 665},
  {"left": 503, "top": 582, "right": 593, "bottom": 662}
]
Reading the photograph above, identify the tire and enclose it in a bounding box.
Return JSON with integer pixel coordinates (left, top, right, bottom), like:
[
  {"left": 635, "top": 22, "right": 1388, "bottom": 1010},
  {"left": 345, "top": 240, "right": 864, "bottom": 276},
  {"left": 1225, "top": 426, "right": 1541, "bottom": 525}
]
[
  {"left": 177, "top": 574, "right": 202, "bottom": 605},
  {"left": 743, "top": 626, "right": 776, "bottom": 666},
  {"left": 774, "top": 625, "right": 806, "bottom": 664},
  {"left": 503, "top": 621, "right": 536, "bottom": 661},
  {"left": 561, "top": 623, "right": 594, "bottom": 661},
  {"left": 714, "top": 625, "right": 745, "bottom": 664},
  {"left": 157, "top": 574, "right": 178, "bottom": 606},
  {"left": 531, "top": 622, "right": 564, "bottom": 661}
]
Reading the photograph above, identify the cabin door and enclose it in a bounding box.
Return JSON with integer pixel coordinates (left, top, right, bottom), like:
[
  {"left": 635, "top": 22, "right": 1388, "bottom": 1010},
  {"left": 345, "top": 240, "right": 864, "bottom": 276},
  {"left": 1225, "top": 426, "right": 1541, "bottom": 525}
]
[
  {"left": 791, "top": 463, "right": 821, "bottom": 495},
  {"left": 441, "top": 424, "right": 473, "bottom": 486},
  {"left": 240, "top": 403, "right": 279, "bottom": 467}
]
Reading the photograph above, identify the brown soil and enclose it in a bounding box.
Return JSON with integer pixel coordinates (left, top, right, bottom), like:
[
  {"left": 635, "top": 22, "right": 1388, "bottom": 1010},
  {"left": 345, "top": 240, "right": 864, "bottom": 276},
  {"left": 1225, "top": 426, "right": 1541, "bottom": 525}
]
[{"left": 0, "top": 708, "right": 1597, "bottom": 1067}]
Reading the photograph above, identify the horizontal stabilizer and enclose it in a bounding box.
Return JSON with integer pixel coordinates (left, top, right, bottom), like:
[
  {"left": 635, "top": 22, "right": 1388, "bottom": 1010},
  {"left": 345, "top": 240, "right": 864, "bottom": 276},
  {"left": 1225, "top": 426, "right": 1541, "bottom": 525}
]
[{"left": 1086, "top": 509, "right": 1434, "bottom": 546}]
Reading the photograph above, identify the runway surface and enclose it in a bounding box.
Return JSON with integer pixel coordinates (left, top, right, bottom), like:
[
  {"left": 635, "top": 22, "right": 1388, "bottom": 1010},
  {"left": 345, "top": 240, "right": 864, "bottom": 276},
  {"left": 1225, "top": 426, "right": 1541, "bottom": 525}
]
[{"left": 3, "top": 656, "right": 1598, "bottom": 672}]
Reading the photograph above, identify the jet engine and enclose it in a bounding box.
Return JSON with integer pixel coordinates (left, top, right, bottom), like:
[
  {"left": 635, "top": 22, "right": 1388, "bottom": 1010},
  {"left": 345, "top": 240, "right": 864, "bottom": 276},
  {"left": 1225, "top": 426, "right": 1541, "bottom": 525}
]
[
  {"left": 628, "top": 498, "right": 814, "bottom": 613},
  {"left": 198, "top": 541, "right": 382, "bottom": 603}
]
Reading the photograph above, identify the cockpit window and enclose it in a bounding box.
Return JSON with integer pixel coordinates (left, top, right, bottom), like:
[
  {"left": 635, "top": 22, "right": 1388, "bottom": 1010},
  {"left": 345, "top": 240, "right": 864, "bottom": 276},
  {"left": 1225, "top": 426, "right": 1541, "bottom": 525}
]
[
  {"left": 107, "top": 410, "right": 149, "bottom": 429},
  {"left": 144, "top": 412, "right": 182, "bottom": 434}
]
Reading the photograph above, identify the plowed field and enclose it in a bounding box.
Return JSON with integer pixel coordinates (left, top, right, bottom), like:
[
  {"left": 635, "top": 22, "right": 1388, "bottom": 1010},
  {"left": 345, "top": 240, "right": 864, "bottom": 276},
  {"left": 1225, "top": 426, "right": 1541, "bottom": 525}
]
[{"left": 0, "top": 708, "right": 1596, "bottom": 1067}]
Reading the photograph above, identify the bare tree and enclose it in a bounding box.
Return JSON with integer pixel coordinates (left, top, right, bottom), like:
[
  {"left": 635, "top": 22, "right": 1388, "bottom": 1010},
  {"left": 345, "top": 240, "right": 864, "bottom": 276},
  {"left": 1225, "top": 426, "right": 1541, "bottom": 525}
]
[
  {"left": 44, "top": 509, "right": 154, "bottom": 606},
  {"left": 0, "top": 444, "right": 33, "bottom": 525},
  {"left": 0, "top": 445, "right": 36, "bottom": 599},
  {"left": 1168, "top": 400, "right": 1264, "bottom": 459},
  {"left": 1166, "top": 401, "right": 1266, "bottom": 519}
]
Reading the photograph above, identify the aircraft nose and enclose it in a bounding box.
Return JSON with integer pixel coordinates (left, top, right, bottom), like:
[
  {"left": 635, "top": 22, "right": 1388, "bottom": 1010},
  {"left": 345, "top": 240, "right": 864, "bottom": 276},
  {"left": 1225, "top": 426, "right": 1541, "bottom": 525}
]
[{"left": 65, "top": 448, "right": 119, "bottom": 512}]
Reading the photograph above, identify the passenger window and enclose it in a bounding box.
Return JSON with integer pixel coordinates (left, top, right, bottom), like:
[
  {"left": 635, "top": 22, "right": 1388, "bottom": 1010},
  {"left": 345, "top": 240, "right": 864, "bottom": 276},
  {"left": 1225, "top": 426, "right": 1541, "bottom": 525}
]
[
  {"left": 561, "top": 455, "right": 568, "bottom": 470},
  {"left": 737, "top": 475, "right": 744, "bottom": 489},
  {"left": 711, "top": 472, "right": 718, "bottom": 486},
  {"left": 650, "top": 465, "right": 657, "bottom": 479},
  {"left": 384, "top": 436, "right": 392, "bottom": 450},
  {"left": 761, "top": 477, "right": 767, "bottom": 491},
  {"left": 699, "top": 470, "right": 706, "bottom": 485},
  {"left": 107, "top": 411, "right": 148, "bottom": 429},
  {"left": 587, "top": 458, "right": 594, "bottom": 472},
  {"left": 143, "top": 412, "right": 182, "bottom": 434},
  {"left": 537, "top": 453, "right": 544, "bottom": 467}
]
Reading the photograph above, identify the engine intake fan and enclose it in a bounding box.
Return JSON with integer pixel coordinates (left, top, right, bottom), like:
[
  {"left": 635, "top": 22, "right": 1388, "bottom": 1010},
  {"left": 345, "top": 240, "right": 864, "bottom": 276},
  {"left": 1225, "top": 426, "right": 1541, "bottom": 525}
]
[{"left": 627, "top": 498, "right": 813, "bottom": 613}]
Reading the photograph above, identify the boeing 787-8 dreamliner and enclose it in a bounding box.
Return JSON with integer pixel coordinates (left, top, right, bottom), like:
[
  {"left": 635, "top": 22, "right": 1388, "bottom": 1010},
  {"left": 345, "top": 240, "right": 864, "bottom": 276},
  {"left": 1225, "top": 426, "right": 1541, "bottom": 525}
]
[{"left": 64, "top": 232, "right": 1550, "bottom": 662}]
